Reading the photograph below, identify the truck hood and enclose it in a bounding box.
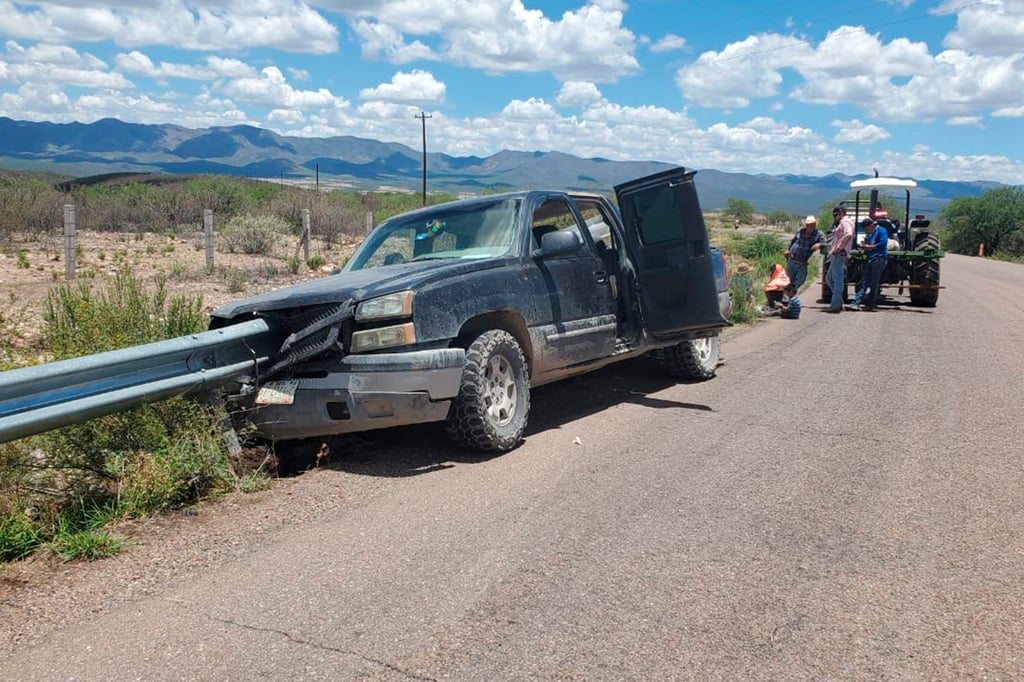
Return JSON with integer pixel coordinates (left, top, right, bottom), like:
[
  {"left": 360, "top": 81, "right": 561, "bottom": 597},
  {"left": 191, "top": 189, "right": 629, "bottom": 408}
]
[{"left": 211, "top": 258, "right": 501, "bottom": 321}]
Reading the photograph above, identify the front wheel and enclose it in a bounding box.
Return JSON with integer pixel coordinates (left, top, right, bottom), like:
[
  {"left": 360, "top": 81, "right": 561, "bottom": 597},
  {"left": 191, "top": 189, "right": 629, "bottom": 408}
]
[
  {"left": 445, "top": 330, "right": 530, "bottom": 453},
  {"left": 657, "top": 336, "right": 720, "bottom": 381}
]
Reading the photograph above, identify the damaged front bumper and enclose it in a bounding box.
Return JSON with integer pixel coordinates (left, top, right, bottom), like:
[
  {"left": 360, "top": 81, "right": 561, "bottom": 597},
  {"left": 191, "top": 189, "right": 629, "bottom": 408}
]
[{"left": 246, "top": 347, "right": 466, "bottom": 440}]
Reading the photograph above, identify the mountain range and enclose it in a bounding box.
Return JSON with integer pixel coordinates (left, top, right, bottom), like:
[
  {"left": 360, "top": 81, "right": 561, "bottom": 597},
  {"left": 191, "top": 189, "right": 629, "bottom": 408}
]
[{"left": 0, "top": 116, "right": 1003, "bottom": 215}]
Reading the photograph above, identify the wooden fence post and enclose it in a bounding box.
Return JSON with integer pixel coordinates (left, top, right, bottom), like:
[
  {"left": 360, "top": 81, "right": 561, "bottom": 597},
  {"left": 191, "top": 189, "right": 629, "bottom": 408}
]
[
  {"left": 366, "top": 211, "right": 374, "bottom": 234},
  {"left": 63, "top": 204, "right": 76, "bottom": 280},
  {"left": 302, "top": 209, "right": 311, "bottom": 261},
  {"left": 204, "top": 209, "right": 214, "bottom": 274}
]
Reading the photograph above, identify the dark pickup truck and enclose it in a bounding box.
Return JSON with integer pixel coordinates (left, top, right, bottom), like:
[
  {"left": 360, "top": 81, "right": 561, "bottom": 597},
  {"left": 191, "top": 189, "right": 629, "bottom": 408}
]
[{"left": 211, "top": 167, "right": 729, "bottom": 452}]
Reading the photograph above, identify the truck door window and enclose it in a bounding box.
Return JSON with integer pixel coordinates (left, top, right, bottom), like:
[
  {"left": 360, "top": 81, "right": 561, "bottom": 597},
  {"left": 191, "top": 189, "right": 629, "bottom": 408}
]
[
  {"left": 531, "top": 198, "right": 587, "bottom": 250},
  {"left": 629, "top": 185, "right": 681, "bottom": 245}
]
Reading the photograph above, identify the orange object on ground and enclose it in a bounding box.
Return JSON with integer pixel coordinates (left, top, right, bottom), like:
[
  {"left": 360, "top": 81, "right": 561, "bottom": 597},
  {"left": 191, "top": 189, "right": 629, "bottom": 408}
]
[{"left": 764, "top": 263, "right": 790, "bottom": 306}]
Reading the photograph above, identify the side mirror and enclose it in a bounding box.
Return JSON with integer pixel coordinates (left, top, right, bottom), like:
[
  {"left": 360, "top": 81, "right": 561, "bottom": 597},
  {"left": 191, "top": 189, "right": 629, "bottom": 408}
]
[{"left": 537, "top": 229, "right": 582, "bottom": 257}]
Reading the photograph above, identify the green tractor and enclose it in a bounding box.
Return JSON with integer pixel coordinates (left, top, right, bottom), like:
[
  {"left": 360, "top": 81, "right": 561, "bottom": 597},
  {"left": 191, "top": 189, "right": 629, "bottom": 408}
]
[{"left": 822, "top": 176, "right": 944, "bottom": 307}]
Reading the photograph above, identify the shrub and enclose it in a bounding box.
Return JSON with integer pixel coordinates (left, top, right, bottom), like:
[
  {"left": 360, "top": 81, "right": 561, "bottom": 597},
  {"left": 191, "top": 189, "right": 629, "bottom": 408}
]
[
  {"left": 44, "top": 267, "right": 204, "bottom": 359},
  {"left": 0, "top": 511, "right": 43, "bottom": 562},
  {"left": 738, "top": 232, "right": 785, "bottom": 261},
  {"left": 0, "top": 267, "right": 268, "bottom": 564},
  {"left": 219, "top": 213, "right": 287, "bottom": 255}
]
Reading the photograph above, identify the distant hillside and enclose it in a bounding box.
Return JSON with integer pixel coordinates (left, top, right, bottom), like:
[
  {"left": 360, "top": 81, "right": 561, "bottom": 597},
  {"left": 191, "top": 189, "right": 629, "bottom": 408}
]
[{"left": 0, "top": 117, "right": 1002, "bottom": 214}]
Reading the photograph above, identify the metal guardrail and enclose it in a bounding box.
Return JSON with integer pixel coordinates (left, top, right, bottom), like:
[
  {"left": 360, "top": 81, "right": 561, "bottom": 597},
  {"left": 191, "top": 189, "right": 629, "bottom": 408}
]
[{"left": 0, "top": 318, "right": 282, "bottom": 445}]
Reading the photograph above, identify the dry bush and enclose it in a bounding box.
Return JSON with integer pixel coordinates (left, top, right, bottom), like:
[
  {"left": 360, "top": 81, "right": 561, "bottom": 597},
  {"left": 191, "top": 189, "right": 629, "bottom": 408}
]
[{"left": 218, "top": 213, "right": 290, "bottom": 255}]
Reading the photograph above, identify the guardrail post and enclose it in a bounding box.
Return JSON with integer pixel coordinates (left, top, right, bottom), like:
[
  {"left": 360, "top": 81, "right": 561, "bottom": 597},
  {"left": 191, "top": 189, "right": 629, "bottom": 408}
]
[
  {"left": 302, "top": 208, "right": 311, "bottom": 261},
  {"left": 204, "top": 209, "right": 214, "bottom": 274},
  {"left": 63, "top": 204, "right": 76, "bottom": 280}
]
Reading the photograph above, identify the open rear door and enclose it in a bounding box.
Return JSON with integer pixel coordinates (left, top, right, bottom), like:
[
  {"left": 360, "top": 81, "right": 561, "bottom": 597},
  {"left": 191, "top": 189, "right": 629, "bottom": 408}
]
[{"left": 615, "top": 167, "right": 728, "bottom": 340}]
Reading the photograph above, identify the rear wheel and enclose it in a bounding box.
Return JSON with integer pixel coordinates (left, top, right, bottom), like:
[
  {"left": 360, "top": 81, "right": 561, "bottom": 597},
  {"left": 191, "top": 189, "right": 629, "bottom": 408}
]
[
  {"left": 657, "top": 336, "right": 720, "bottom": 380},
  {"left": 910, "top": 233, "right": 940, "bottom": 307},
  {"left": 445, "top": 330, "right": 530, "bottom": 453}
]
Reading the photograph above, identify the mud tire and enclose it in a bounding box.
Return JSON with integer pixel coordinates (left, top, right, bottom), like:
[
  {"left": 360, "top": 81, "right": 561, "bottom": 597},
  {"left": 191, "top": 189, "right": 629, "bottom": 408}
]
[
  {"left": 657, "top": 336, "right": 720, "bottom": 381},
  {"left": 445, "top": 330, "right": 530, "bottom": 453}
]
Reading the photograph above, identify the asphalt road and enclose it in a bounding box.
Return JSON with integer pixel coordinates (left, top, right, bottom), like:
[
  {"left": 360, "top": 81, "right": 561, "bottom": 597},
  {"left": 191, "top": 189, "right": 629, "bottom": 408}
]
[{"left": 5, "top": 253, "right": 1024, "bottom": 680}]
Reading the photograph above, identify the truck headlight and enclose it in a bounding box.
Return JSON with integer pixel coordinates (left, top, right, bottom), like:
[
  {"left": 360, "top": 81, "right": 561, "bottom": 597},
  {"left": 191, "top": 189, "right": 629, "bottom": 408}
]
[
  {"left": 350, "top": 323, "right": 416, "bottom": 352},
  {"left": 355, "top": 291, "right": 414, "bottom": 321}
]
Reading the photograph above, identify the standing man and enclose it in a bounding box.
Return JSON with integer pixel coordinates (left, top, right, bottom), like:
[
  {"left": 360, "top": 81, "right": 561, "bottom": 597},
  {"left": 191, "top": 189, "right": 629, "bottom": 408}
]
[
  {"left": 784, "top": 215, "right": 825, "bottom": 290},
  {"left": 852, "top": 218, "right": 889, "bottom": 311},
  {"left": 825, "top": 205, "right": 854, "bottom": 313}
]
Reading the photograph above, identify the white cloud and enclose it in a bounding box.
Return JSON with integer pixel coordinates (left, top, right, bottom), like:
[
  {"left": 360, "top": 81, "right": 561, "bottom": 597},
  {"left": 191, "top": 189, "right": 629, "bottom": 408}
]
[
  {"left": 876, "top": 146, "right": 1024, "bottom": 184},
  {"left": 115, "top": 51, "right": 263, "bottom": 83},
  {"left": 555, "top": 81, "right": 604, "bottom": 108},
  {"left": 942, "top": 0, "right": 1024, "bottom": 56},
  {"left": 831, "top": 119, "right": 891, "bottom": 144},
  {"left": 0, "top": 83, "right": 71, "bottom": 116},
  {"left": 268, "top": 108, "right": 307, "bottom": 126},
  {"left": 650, "top": 34, "right": 685, "bottom": 53},
  {"left": 993, "top": 105, "right": 1024, "bottom": 117},
  {"left": 358, "top": 69, "right": 445, "bottom": 105},
  {"left": 676, "top": 34, "right": 806, "bottom": 107},
  {"left": 352, "top": 20, "right": 436, "bottom": 64},
  {"left": 0, "top": 1, "right": 340, "bottom": 53},
  {"left": 221, "top": 66, "right": 347, "bottom": 110},
  {"left": 947, "top": 115, "right": 983, "bottom": 126},
  {"left": 1, "top": 43, "right": 132, "bottom": 89},
  {"left": 337, "top": 0, "right": 639, "bottom": 82}
]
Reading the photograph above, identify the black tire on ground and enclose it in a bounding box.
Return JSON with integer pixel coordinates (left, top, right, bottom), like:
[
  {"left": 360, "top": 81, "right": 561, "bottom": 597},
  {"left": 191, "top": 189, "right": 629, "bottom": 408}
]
[
  {"left": 910, "top": 233, "right": 940, "bottom": 307},
  {"left": 445, "top": 329, "right": 530, "bottom": 453},
  {"left": 657, "top": 336, "right": 720, "bottom": 381}
]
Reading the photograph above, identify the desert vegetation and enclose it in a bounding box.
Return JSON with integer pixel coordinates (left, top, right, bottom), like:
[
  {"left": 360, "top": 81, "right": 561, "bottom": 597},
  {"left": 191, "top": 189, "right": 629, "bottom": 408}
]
[{"left": 0, "top": 170, "right": 457, "bottom": 564}]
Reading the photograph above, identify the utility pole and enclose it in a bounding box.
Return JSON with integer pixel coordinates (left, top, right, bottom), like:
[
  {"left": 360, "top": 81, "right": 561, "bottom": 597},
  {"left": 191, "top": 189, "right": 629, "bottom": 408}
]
[{"left": 415, "top": 111, "right": 431, "bottom": 205}]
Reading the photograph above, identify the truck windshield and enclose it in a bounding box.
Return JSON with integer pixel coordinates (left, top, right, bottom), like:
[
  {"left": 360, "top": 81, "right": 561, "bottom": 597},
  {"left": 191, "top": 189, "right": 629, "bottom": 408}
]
[{"left": 347, "top": 198, "right": 521, "bottom": 271}]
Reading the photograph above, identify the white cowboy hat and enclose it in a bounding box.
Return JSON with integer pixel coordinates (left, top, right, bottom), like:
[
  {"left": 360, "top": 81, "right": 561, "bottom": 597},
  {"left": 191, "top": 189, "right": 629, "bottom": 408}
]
[{"left": 804, "top": 215, "right": 817, "bottom": 225}]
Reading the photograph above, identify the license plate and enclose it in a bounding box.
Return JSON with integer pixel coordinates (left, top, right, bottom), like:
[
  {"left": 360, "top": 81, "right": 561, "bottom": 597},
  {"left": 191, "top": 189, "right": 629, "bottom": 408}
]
[{"left": 255, "top": 380, "right": 300, "bottom": 406}]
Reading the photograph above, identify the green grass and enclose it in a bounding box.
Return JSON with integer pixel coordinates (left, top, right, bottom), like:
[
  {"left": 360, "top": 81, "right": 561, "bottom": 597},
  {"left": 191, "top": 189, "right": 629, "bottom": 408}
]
[
  {"left": 1, "top": 267, "right": 272, "bottom": 565},
  {"left": 0, "top": 511, "right": 43, "bottom": 562},
  {"left": 49, "top": 530, "right": 123, "bottom": 562}
]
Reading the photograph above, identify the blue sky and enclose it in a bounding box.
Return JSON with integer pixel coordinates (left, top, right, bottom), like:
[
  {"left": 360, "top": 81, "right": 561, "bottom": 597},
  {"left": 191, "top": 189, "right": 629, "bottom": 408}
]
[{"left": 0, "top": 0, "right": 1022, "bottom": 184}]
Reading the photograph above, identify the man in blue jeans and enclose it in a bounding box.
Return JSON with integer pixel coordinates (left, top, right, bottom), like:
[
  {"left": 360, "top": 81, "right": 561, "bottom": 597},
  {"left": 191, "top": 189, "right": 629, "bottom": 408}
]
[
  {"left": 784, "top": 215, "right": 825, "bottom": 289},
  {"left": 825, "top": 205, "right": 854, "bottom": 312},
  {"left": 852, "top": 218, "right": 889, "bottom": 311}
]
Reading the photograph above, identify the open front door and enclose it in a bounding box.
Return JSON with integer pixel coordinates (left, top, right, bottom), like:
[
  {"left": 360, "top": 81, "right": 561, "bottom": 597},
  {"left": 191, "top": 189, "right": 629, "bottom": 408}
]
[{"left": 615, "top": 167, "right": 727, "bottom": 340}]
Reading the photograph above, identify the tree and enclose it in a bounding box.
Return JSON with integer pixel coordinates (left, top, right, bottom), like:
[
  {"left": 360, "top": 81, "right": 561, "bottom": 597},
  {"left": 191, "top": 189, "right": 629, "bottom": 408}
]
[
  {"left": 939, "top": 187, "right": 1024, "bottom": 257},
  {"left": 724, "top": 198, "right": 754, "bottom": 224},
  {"left": 765, "top": 210, "right": 794, "bottom": 228}
]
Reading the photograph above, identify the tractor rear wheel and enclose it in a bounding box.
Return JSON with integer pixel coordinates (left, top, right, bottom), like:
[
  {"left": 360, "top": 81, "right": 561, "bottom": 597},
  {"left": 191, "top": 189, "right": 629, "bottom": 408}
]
[{"left": 910, "top": 233, "right": 940, "bottom": 307}]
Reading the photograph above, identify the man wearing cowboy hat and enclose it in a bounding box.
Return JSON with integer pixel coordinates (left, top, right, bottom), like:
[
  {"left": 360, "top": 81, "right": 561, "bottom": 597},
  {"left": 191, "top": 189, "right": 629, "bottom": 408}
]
[
  {"left": 784, "top": 215, "right": 825, "bottom": 290},
  {"left": 825, "top": 204, "right": 855, "bottom": 312}
]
